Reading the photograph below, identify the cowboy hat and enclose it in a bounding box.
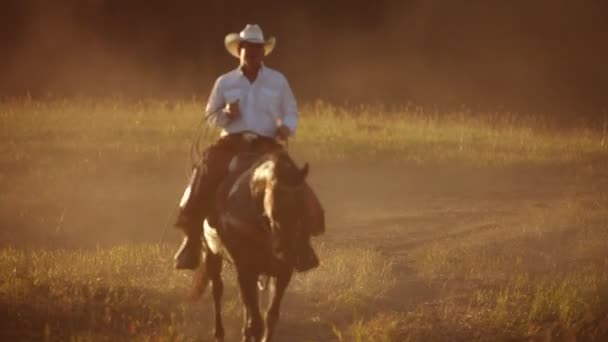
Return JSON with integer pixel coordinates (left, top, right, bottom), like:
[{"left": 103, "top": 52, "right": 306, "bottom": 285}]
[{"left": 224, "top": 24, "right": 276, "bottom": 58}]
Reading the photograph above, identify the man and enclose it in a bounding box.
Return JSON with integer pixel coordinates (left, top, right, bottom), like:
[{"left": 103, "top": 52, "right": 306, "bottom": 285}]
[{"left": 174, "top": 24, "right": 321, "bottom": 272}]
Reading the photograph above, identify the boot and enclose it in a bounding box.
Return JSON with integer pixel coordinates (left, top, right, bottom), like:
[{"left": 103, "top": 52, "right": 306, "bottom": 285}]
[
  {"left": 173, "top": 211, "right": 203, "bottom": 270},
  {"left": 174, "top": 234, "right": 202, "bottom": 270},
  {"left": 294, "top": 239, "right": 319, "bottom": 272}
]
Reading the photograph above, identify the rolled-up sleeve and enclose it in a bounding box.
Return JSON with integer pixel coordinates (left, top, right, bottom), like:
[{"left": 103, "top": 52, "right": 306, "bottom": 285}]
[
  {"left": 280, "top": 77, "right": 298, "bottom": 136},
  {"left": 205, "top": 77, "right": 231, "bottom": 128}
]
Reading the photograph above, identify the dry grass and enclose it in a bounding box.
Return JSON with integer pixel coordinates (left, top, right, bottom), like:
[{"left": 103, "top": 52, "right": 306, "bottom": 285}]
[
  {"left": 1, "top": 97, "right": 606, "bottom": 166},
  {"left": 294, "top": 244, "right": 397, "bottom": 312},
  {"left": 296, "top": 101, "right": 607, "bottom": 165},
  {"left": 400, "top": 198, "right": 608, "bottom": 340},
  {"left": 0, "top": 244, "right": 396, "bottom": 341},
  {"left": 327, "top": 198, "right": 608, "bottom": 341},
  {"left": 2, "top": 98, "right": 608, "bottom": 340}
]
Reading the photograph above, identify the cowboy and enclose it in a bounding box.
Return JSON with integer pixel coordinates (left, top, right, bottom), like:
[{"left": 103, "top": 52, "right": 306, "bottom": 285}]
[{"left": 174, "top": 24, "right": 322, "bottom": 272}]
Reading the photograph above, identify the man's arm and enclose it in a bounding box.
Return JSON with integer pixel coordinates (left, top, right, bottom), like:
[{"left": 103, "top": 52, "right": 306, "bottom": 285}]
[
  {"left": 205, "top": 78, "right": 231, "bottom": 128},
  {"left": 279, "top": 76, "right": 298, "bottom": 136}
]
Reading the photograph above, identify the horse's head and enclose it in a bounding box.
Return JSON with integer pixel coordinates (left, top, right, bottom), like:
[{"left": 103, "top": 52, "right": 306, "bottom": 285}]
[{"left": 262, "top": 152, "right": 309, "bottom": 264}]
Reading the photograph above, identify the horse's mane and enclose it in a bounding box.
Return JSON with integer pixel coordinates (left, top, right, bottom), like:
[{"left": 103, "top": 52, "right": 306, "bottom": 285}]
[{"left": 249, "top": 150, "right": 304, "bottom": 198}]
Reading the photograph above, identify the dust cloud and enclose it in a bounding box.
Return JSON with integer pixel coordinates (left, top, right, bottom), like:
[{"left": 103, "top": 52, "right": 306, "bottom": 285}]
[{"left": 1, "top": 0, "right": 607, "bottom": 117}]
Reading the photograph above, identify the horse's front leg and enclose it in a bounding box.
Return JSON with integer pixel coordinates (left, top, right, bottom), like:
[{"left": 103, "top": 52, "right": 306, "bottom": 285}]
[
  {"left": 238, "top": 270, "right": 263, "bottom": 342},
  {"left": 262, "top": 269, "right": 293, "bottom": 342},
  {"left": 206, "top": 251, "right": 225, "bottom": 341}
]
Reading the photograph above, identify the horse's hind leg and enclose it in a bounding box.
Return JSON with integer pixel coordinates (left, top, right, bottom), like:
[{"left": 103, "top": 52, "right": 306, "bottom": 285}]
[
  {"left": 207, "top": 252, "right": 225, "bottom": 341},
  {"left": 262, "top": 270, "right": 293, "bottom": 342}
]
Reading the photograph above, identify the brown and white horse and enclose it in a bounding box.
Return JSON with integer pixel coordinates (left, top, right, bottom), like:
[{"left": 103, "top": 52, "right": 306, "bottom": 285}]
[{"left": 191, "top": 150, "right": 319, "bottom": 342}]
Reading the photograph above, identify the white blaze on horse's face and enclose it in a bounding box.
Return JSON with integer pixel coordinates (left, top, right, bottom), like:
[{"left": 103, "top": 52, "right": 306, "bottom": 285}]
[
  {"left": 249, "top": 154, "right": 310, "bottom": 262},
  {"left": 252, "top": 159, "right": 275, "bottom": 183},
  {"left": 251, "top": 159, "right": 277, "bottom": 224}
]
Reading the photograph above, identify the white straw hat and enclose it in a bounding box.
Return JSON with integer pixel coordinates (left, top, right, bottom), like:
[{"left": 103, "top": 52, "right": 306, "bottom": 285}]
[{"left": 224, "top": 24, "right": 276, "bottom": 58}]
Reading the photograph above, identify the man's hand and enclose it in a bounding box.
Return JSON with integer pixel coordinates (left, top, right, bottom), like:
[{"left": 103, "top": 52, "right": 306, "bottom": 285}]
[
  {"left": 276, "top": 125, "right": 291, "bottom": 140},
  {"left": 226, "top": 100, "right": 240, "bottom": 120}
]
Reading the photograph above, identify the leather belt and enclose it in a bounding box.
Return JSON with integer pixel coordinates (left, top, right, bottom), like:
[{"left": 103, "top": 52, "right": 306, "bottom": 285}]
[
  {"left": 241, "top": 132, "right": 259, "bottom": 142},
  {"left": 225, "top": 131, "right": 275, "bottom": 143}
]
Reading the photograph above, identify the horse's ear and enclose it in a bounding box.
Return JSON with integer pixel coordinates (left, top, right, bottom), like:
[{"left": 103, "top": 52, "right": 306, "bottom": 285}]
[{"left": 299, "top": 163, "right": 309, "bottom": 181}]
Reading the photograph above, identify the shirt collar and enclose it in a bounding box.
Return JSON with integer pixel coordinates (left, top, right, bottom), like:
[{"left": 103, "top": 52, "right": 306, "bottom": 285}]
[{"left": 238, "top": 64, "right": 265, "bottom": 76}]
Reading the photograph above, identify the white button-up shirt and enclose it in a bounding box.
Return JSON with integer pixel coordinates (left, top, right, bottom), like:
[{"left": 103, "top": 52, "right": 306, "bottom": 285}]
[{"left": 205, "top": 65, "right": 298, "bottom": 138}]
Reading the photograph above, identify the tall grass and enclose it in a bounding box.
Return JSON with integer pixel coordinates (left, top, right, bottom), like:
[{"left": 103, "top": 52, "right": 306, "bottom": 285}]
[
  {"left": 1, "top": 97, "right": 606, "bottom": 166},
  {"left": 2, "top": 97, "right": 608, "bottom": 340},
  {"left": 407, "top": 198, "right": 608, "bottom": 340},
  {"left": 0, "top": 244, "right": 397, "bottom": 340}
]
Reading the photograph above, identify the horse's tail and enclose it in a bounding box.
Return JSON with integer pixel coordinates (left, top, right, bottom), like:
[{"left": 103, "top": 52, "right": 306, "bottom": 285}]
[{"left": 190, "top": 258, "right": 210, "bottom": 302}]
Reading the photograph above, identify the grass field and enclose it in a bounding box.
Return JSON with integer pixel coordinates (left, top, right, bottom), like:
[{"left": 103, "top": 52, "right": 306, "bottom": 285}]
[
  {"left": 1, "top": 97, "right": 606, "bottom": 165},
  {"left": 1, "top": 98, "right": 608, "bottom": 341}
]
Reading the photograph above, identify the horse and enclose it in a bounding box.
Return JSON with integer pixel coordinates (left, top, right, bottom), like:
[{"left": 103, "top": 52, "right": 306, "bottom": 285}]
[{"left": 191, "top": 148, "right": 318, "bottom": 342}]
